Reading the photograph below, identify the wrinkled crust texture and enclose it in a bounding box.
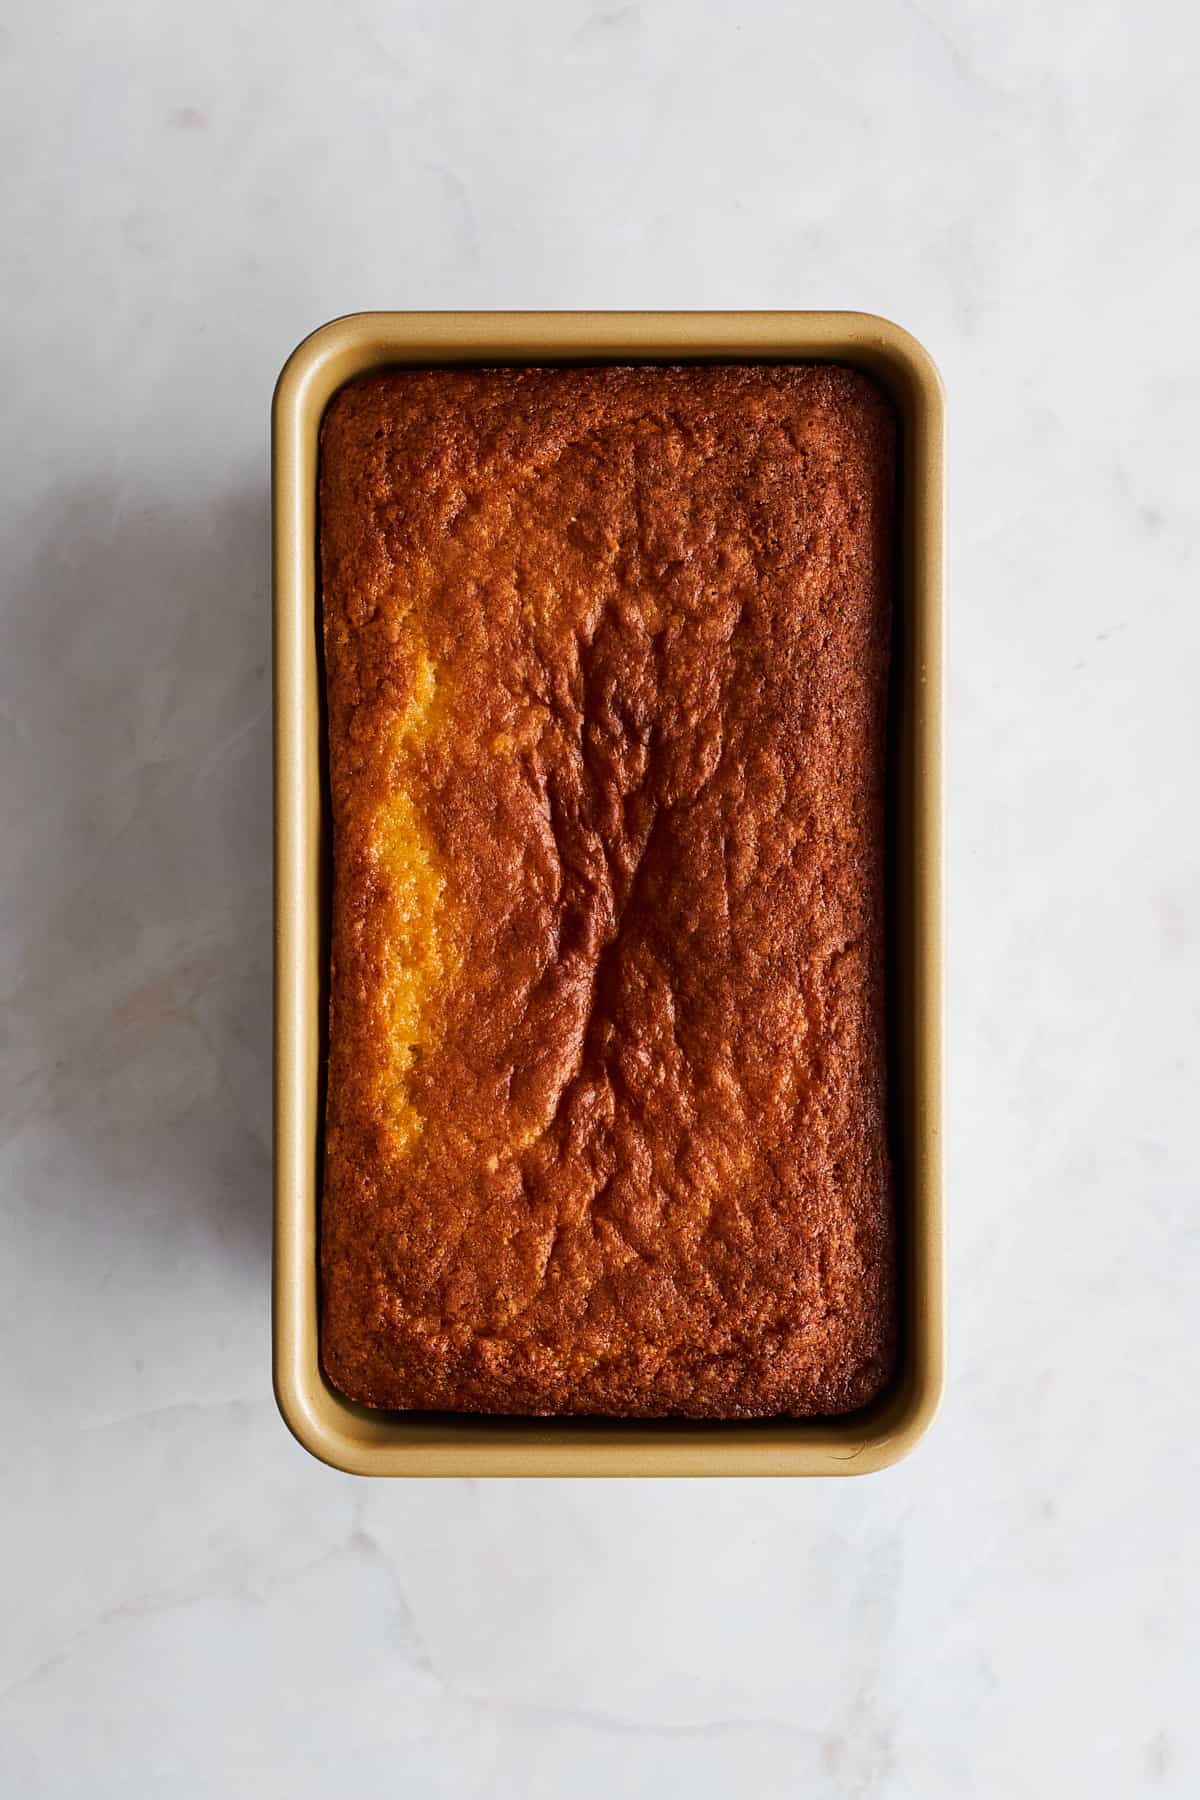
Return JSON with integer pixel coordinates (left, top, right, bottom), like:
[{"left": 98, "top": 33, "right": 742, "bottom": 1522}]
[{"left": 319, "top": 363, "right": 897, "bottom": 1418}]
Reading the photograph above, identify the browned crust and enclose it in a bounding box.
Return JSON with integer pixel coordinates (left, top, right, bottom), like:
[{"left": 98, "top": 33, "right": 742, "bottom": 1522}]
[{"left": 319, "top": 363, "right": 896, "bottom": 1418}]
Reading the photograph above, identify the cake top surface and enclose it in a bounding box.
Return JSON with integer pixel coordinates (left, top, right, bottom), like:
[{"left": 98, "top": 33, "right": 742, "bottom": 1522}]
[{"left": 319, "top": 363, "right": 896, "bottom": 1418}]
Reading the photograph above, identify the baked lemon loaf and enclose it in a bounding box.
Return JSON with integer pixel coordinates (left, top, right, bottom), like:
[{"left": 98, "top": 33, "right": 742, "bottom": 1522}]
[{"left": 319, "top": 363, "right": 896, "bottom": 1418}]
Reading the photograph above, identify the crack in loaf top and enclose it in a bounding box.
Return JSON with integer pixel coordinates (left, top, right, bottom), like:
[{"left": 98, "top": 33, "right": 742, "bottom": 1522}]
[{"left": 318, "top": 363, "right": 897, "bottom": 1419}]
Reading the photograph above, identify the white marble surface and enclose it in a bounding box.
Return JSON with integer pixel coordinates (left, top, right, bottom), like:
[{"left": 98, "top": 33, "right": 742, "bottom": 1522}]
[{"left": 2, "top": 1, "right": 1198, "bottom": 1792}]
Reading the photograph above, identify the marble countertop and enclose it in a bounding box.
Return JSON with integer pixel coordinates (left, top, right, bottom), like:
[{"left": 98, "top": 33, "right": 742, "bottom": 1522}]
[{"left": 3, "top": 2, "right": 1197, "bottom": 1793}]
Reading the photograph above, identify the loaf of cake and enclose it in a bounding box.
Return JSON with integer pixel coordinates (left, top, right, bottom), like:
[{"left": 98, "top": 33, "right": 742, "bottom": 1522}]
[{"left": 318, "top": 362, "right": 896, "bottom": 1418}]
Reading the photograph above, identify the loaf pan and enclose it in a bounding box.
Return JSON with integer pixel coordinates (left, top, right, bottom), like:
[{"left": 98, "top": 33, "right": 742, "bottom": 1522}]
[{"left": 273, "top": 311, "right": 944, "bottom": 1476}]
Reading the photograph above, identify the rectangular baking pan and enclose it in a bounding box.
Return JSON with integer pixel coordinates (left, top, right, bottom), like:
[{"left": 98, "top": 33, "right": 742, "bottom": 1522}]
[{"left": 273, "top": 312, "right": 943, "bottom": 1475}]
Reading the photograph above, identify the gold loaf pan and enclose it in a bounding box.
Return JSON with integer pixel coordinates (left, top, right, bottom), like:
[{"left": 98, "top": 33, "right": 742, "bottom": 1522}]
[{"left": 272, "top": 312, "right": 944, "bottom": 1476}]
